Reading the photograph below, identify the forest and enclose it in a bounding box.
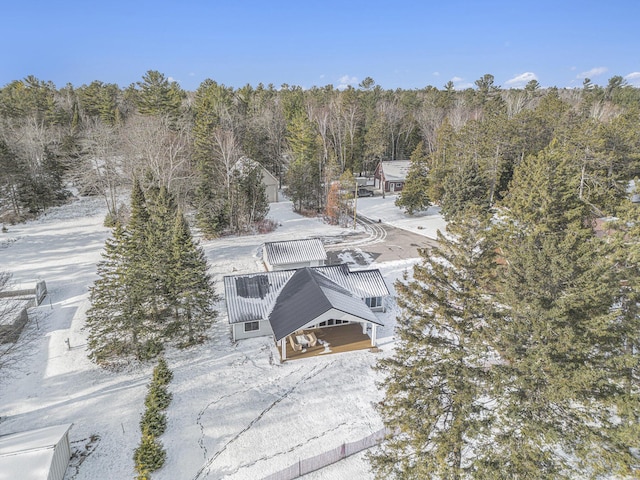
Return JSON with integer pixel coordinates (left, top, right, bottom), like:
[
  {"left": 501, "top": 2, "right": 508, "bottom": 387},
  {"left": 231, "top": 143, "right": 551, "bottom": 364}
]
[
  {"left": 2, "top": 71, "right": 640, "bottom": 476},
  {"left": 1, "top": 71, "right": 639, "bottom": 234}
]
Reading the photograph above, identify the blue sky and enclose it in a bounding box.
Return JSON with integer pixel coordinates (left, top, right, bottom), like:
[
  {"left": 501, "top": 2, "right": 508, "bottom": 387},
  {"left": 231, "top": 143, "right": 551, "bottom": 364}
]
[{"left": 3, "top": 0, "right": 639, "bottom": 91}]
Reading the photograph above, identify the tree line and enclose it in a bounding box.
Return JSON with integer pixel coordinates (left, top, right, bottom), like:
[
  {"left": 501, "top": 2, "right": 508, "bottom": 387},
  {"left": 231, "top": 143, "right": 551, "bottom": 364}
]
[{"left": 1, "top": 71, "right": 638, "bottom": 235}]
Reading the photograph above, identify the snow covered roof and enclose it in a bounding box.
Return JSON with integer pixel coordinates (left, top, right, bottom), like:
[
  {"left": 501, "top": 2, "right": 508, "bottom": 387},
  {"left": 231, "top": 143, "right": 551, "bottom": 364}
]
[
  {"left": 0, "top": 424, "right": 72, "bottom": 480},
  {"left": 380, "top": 160, "right": 410, "bottom": 182},
  {"left": 223, "top": 265, "right": 389, "bottom": 326},
  {"left": 263, "top": 238, "right": 327, "bottom": 266},
  {"left": 269, "top": 268, "right": 380, "bottom": 341}
]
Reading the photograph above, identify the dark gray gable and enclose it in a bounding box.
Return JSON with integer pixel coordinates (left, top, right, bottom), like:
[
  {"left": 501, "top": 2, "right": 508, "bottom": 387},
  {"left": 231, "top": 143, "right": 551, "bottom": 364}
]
[
  {"left": 268, "top": 268, "right": 333, "bottom": 341},
  {"left": 268, "top": 267, "right": 382, "bottom": 341}
]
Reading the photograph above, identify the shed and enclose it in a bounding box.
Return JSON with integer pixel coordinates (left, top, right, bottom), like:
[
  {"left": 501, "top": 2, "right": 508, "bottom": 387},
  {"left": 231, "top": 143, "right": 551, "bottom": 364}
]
[
  {"left": 0, "top": 424, "right": 72, "bottom": 480},
  {"left": 261, "top": 167, "right": 280, "bottom": 203},
  {"left": 263, "top": 238, "right": 327, "bottom": 271}
]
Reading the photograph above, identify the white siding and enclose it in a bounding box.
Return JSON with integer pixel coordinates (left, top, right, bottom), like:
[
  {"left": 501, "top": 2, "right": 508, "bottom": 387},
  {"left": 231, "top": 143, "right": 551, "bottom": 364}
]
[{"left": 233, "top": 320, "right": 274, "bottom": 341}]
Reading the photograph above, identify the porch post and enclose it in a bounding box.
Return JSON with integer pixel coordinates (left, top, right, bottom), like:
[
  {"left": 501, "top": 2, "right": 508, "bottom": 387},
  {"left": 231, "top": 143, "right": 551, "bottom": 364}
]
[
  {"left": 371, "top": 324, "right": 377, "bottom": 347},
  {"left": 362, "top": 322, "right": 367, "bottom": 334},
  {"left": 281, "top": 338, "right": 286, "bottom": 361}
]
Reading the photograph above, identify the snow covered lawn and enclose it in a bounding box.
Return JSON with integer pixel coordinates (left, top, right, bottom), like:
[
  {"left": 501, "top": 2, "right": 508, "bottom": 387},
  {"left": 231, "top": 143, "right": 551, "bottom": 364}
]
[{"left": 0, "top": 194, "right": 443, "bottom": 479}]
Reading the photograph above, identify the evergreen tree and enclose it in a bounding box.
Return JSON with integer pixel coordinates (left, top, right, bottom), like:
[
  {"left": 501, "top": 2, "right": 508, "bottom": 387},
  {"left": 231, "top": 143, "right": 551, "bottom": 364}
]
[
  {"left": 124, "top": 179, "right": 162, "bottom": 359},
  {"left": 285, "top": 112, "right": 321, "bottom": 211},
  {"left": 136, "top": 70, "right": 184, "bottom": 120},
  {"left": 86, "top": 223, "right": 142, "bottom": 363},
  {"left": 168, "top": 211, "right": 218, "bottom": 345},
  {"left": 144, "top": 185, "right": 178, "bottom": 323},
  {"left": 373, "top": 206, "right": 497, "bottom": 478},
  {"left": 440, "top": 158, "right": 489, "bottom": 220},
  {"left": 395, "top": 141, "right": 430, "bottom": 214},
  {"left": 485, "top": 144, "right": 640, "bottom": 477}
]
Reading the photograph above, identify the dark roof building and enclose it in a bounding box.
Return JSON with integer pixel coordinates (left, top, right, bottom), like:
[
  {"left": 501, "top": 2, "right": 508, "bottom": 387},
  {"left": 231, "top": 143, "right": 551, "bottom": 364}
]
[{"left": 223, "top": 265, "right": 389, "bottom": 357}]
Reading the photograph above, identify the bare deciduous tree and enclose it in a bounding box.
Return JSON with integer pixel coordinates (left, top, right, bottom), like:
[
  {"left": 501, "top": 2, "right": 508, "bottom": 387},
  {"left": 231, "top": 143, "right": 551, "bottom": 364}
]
[
  {"left": 76, "top": 119, "right": 124, "bottom": 218},
  {"left": 123, "top": 115, "right": 194, "bottom": 206}
]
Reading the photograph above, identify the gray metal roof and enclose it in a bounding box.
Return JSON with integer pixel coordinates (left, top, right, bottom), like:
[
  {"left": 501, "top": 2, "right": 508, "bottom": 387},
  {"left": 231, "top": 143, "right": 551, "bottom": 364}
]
[
  {"left": 268, "top": 268, "right": 381, "bottom": 341},
  {"left": 223, "top": 264, "right": 389, "bottom": 327},
  {"left": 380, "top": 160, "right": 411, "bottom": 181},
  {"left": 313, "top": 265, "right": 390, "bottom": 298},
  {"left": 263, "top": 238, "right": 327, "bottom": 266}
]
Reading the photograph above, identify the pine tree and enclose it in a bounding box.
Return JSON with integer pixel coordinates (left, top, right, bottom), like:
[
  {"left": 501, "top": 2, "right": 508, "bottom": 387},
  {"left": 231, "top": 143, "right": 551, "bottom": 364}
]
[
  {"left": 126, "top": 178, "right": 160, "bottom": 356},
  {"left": 395, "top": 141, "right": 430, "bottom": 215},
  {"left": 144, "top": 185, "right": 178, "bottom": 324},
  {"left": 86, "top": 223, "right": 140, "bottom": 363},
  {"left": 372, "top": 206, "right": 497, "bottom": 478},
  {"left": 167, "top": 211, "right": 218, "bottom": 345},
  {"left": 136, "top": 70, "right": 184, "bottom": 121},
  {"left": 286, "top": 112, "right": 321, "bottom": 211},
  {"left": 485, "top": 144, "right": 640, "bottom": 477},
  {"left": 440, "top": 158, "right": 489, "bottom": 220}
]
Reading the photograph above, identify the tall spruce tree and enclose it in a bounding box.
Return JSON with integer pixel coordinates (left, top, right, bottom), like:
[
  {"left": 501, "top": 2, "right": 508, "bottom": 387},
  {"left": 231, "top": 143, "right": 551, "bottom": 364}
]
[
  {"left": 440, "top": 158, "right": 489, "bottom": 220},
  {"left": 485, "top": 145, "right": 640, "bottom": 477},
  {"left": 144, "top": 185, "right": 178, "bottom": 323},
  {"left": 395, "top": 141, "right": 430, "bottom": 215},
  {"left": 167, "top": 211, "right": 218, "bottom": 345},
  {"left": 86, "top": 223, "right": 142, "bottom": 363},
  {"left": 372, "top": 206, "right": 497, "bottom": 479}
]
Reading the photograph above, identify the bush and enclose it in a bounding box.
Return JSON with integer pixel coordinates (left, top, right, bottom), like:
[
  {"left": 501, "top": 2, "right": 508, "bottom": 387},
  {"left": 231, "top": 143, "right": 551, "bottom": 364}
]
[
  {"left": 133, "top": 357, "right": 173, "bottom": 476},
  {"left": 140, "top": 406, "right": 167, "bottom": 437},
  {"left": 145, "top": 383, "right": 172, "bottom": 410},
  {"left": 134, "top": 429, "right": 166, "bottom": 473},
  {"left": 152, "top": 358, "right": 173, "bottom": 386}
]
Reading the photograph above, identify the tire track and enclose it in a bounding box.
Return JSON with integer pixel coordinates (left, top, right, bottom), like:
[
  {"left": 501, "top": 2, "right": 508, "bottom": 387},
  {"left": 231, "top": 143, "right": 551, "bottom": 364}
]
[{"left": 327, "top": 215, "right": 387, "bottom": 249}]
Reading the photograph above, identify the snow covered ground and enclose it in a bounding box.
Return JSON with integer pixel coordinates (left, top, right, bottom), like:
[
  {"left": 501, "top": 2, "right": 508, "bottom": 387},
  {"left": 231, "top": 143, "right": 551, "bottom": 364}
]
[{"left": 0, "top": 194, "right": 445, "bottom": 479}]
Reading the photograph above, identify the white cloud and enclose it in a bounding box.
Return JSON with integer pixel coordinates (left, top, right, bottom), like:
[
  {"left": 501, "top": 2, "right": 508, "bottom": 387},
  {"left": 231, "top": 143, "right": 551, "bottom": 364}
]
[
  {"left": 625, "top": 72, "right": 640, "bottom": 86},
  {"left": 433, "top": 71, "right": 440, "bottom": 76},
  {"left": 504, "top": 72, "right": 538, "bottom": 88},
  {"left": 577, "top": 67, "right": 608, "bottom": 79},
  {"left": 449, "top": 76, "right": 472, "bottom": 89},
  {"left": 337, "top": 75, "right": 358, "bottom": 89}
]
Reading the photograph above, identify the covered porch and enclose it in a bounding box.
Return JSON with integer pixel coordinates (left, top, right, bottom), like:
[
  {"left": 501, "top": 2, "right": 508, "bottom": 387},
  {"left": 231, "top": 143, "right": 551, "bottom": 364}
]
[{"left": 278, "top": 323, "right": 376, "bottom": 361}]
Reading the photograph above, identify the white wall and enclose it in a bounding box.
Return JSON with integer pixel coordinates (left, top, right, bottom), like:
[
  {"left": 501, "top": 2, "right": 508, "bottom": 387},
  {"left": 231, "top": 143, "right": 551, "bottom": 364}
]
[{"left": 233, "top": 320, "right": 274, "bottom": 341}]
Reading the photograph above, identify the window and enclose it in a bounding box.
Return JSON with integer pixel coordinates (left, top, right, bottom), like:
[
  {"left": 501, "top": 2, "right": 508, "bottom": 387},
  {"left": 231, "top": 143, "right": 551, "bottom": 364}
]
[
  {"left": 366, "top": 297, "right": 382, "bottom": 308},
  {"left": 244, "top": 321, "right": 259, "bottom": 332}
]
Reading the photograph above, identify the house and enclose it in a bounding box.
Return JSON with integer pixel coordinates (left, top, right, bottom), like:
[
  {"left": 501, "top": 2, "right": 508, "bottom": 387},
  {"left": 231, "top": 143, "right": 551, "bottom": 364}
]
[
  {"left": 223, "top": 265, "right": 389, "bottom": 359},
  {"left": 374, "top": 160, "right": 411, "bottom": 193},
  {"left": 262, "top": 238, "right": 327, "bottom": 271},
  {"left": 0, "top": 424, "right": 72, "bottom": 480}
]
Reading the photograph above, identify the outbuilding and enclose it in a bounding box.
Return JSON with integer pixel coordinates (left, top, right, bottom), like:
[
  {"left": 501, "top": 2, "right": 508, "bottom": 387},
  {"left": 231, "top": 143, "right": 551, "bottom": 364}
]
[
  {"left": 0, "top": 424, "right": 72, "bottom": 480},
  {"left": 262, "top": 238, "right": 327, "bottom": 271}
]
